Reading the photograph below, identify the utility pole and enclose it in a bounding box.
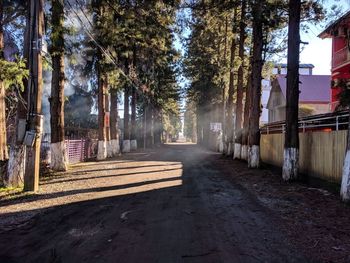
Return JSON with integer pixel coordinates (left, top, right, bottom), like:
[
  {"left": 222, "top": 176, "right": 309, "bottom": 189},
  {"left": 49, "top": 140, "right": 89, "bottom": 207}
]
[
  {"left": 24, "top": 0, "right": 44, "bottom": 192},
  {"left": 144, "top": 106, "right": 147, "bottom": 150},
  {"left": 0, "top": 0, "right": 9, "bottom": 162}
]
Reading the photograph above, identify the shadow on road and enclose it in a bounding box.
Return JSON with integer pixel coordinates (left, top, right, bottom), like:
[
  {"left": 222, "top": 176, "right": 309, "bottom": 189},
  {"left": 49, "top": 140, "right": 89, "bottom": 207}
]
[{"left": 0, "top": 143, "right": 305, "bottom": 263}]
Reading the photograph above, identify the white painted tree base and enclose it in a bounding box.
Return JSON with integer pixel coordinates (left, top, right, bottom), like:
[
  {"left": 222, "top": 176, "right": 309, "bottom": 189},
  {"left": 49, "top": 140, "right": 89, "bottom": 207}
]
[
  {"left": 123, "top": 140, "right": 131, "bottom": 153},
  {"left": 50, "top": 141, "right": 68, "bottom": 171},
  {"left": 107, "top": 141, "right": 113, "bottom": 158},
  {"left": 233, "top": 143, "right": 242, "bottom": 160},
  {"left": 110, "top": 139, "right": 120, "bottom": 156},
  {"left": 130, "top": 140, "right": 137, "bottom": 151},
  {"left": 282, "top": 147, "right": 299, "bottom": 181},
  {"left": 219, "top": 141, "right": 224, "bottom": 153},
  {"left": 227, "top": 142, "right": 233, "bottom": 155},
  {"left": 248, "top": 145, "right": 260, "bottom": 168},
  {"left": 5, "top": 145, "right": 25, "bottom": 187},
  {"left": 241, "top": 145, "right": 248, "bottom": 160},
  {"left": 340, "top": 150, "right": 350, "bottom": 201},
  {"left": 97, "top": 140, "right": 107, "bottom": 160}
]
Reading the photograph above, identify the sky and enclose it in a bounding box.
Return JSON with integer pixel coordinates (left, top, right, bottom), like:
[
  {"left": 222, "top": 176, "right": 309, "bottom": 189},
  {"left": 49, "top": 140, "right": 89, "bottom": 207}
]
[{"left": 290, "top": 1, "right": 350, "bottom": 75}]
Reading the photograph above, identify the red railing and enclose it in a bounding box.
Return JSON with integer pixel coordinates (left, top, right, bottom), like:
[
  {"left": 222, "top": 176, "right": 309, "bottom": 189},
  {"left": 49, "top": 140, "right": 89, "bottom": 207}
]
[{"left": 332, "top": 47, "right": 350, "bottom": 68}]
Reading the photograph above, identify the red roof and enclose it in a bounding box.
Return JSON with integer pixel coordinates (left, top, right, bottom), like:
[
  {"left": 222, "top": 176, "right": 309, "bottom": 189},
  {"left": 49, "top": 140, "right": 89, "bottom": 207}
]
[{"left": 276, "top": 75, "right": 331, "bottom": 103}]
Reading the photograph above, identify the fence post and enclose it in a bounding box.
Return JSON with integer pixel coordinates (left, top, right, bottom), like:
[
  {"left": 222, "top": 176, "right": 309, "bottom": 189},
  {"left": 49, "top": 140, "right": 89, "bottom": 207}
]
[
  {"left": 66, "top": 139, "right": 70, "bottom": 164},
  {"left": 336, "top": 116, "right": 339, "bottom": 131},
  {"left": 80, "top": 139, "right": 84, "bottom": 162}
]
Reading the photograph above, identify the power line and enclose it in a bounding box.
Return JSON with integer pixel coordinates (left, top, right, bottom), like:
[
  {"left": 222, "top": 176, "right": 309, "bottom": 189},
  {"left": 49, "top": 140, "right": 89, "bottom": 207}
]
[
  {"left": 65, "top": 0, "right": 117, "bottom": 64},
  {"left": 74, "top": 0, "right": 94, "bottom": 29},
  {"left": 63, "top": 0, "right": 146, "bottom": 93},
  {"left": 55, "top": 0, "right": 152, "bottom": 99}
]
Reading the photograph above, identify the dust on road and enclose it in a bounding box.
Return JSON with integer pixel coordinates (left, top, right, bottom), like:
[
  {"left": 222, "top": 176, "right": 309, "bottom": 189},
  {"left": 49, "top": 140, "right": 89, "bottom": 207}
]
[{"left": 0, "top": 143, "right": 334, "bottom": 262}]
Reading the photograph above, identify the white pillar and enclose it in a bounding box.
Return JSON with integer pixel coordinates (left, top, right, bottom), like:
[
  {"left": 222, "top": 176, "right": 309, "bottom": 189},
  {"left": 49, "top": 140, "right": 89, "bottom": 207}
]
[{"left": 97, "top": 140, "right": 107, "bottom": 160}]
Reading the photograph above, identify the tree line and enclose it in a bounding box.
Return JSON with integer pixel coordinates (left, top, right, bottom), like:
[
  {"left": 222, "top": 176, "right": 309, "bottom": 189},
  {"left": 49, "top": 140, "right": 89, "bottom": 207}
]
[
  {"left": 183, "top": 0, "right": 350, "bottom": 201},
  {"left": 0, "top": 0, "right": 182, "bottom": 190}
]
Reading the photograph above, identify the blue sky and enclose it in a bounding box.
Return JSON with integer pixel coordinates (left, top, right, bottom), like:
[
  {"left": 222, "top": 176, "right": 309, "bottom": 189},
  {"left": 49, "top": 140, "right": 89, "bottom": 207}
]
[{"left": 291, "top": 1, "right": 350, "bottom": 75}]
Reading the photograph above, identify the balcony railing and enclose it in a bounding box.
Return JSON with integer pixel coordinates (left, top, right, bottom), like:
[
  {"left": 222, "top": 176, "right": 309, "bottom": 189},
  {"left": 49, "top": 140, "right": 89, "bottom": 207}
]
[{"left": 333, "top": 47, "right": 350, "bottom": 69}]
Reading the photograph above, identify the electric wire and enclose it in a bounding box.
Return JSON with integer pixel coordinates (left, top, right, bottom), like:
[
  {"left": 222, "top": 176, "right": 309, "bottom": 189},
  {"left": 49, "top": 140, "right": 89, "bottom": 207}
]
[{"left": 61, "top": 0, "right": 144, "bottom": 93}]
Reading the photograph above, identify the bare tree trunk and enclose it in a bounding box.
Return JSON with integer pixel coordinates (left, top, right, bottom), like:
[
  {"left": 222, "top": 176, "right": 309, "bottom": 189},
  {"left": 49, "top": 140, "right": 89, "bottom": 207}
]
[
  {"left": 226, "top": 21, "right": 237, "bottom": 156},
  {"left": 247, "top": 0, "right": 264, "bottom": 168},
  {"left": 221, "top": 17, "right": 229, "bottom": 155},
  {"left": 196, "top": 110, "right": 203, "bottom": 145},
  {"left": 105, "top": 88, "right": 112, "bottom": 157},
  {"left": 192, "top": 110, "right": 197, "bottom": 143},
  {"left": 0, "top": 84, "right": 7, "bottom": 162},
  {"left": 0, "top": 0, "right": 8, "bottom": 162},
  {"left": 154, "top": 107, "right": 162, "bottom": 145},
  {"left": 241, "top": 69, "right": 251, "bottom": 160},
  {"left": 143, "top": 105, "right": 146, "bottom": 149},
  {"left": 123, "top": 86, "right": 130, "bottom": 152},
  {"left": 49, "top": 0, "right": 67, "bottom": 171},
  {"left": 233, "top": 0, "right": 246, "bottom": 160},
  {"left": 130, "top": 86, "right": 137, "bottom": 150},
  {"left": 341, "top": 109, "right": 350, "bottom": 201},
  {"left": 6, "top": 3, "right": 30, "bottom": 187},
  {"left": 97, "top": 70, "right": 107, "bottom": 160},
  {"left": 110, "top": 89, "right": 120, "bottom": 156},
  {"left": 282, "top": 0, "right": 301, "bottom": 180},
  {"left": 0, "top": 83, "right": 6, "bottom": 161},
  {"left": 145, "top": 103, "right": 153, "bottom": 148}
]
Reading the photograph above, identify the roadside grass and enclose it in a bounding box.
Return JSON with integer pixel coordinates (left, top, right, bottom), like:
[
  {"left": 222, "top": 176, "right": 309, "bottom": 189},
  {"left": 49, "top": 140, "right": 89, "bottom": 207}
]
[{"left": 0, "top": 186, "right": 24, "bottom": 198}]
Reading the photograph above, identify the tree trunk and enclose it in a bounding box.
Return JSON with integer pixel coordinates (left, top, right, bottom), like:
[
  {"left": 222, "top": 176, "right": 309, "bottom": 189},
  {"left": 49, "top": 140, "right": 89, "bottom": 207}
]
[
  {"left": 221, "top": 17, "right": 229, "bottom": 155},
  {"left": 143, "top": 105, "right": 146, "bottom": 149},
  {"left": 0, "top": 84, "right": 7, "bottom": 162},
  {"left": 282, "top": 0, "right": 301, "bottom": 180},
  {"left": 123, "top": 86, "right": 130, "bottom": 152},
  {"left": 226, "top": 34, "right": 237, "bottom": 156},
  {"left": 196, "top": 109, "right": 203, "bottom": 145},
  {"left": 154, "top": 107, "right": 162, "bottom": 145},
  {"left": 341, "top": 109, "right": 350, "bottom": 201},
  {"left": 97, "top": 70, "right": 107, "bottom": 160},
  {"left": 247, "top": 0, "right": 264, "bottom": 168},
  {"left": 192, "top": 111, "right": 197, "bottom": 143},
  {"left": 0, "top": 0, "right": 8, "bottom": 162},
  {"left": 233, "top": 0, "right": 246, "bottom": 160},
  {"left": 145, "top": 104, "right": 154, "bottom": 148},
  {"left": 130, "top": 86, "right": 137, "bottom": 150},
  {"left": 6, "top": 4, "right": 30, "bottom": 187},
  {"left": 105, "top": 88, "right": 112, "bottom": 157},
  {"left": 241, "top": 54, "right": 253, "bottom": 160},
  {"left": 49, "top": 0, "right": 67, "bottom": 171},
  {"left": 110, "top": 89, "right": 120, "bottom": 156}
]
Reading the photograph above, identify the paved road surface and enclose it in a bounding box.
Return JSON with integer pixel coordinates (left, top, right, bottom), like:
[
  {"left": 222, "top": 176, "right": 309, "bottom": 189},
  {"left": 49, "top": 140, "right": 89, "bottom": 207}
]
[{"left": 0, "top": 143, "right": 305, "bottom": 263}]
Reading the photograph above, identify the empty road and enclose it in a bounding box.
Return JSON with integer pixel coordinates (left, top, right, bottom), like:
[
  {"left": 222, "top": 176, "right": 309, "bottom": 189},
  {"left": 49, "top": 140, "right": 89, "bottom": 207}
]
[{"left": 0, "top": 143, "right": 306, "bottom": 263}]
